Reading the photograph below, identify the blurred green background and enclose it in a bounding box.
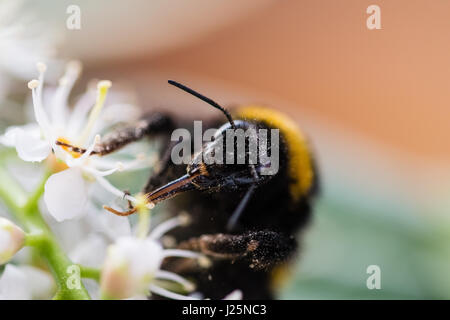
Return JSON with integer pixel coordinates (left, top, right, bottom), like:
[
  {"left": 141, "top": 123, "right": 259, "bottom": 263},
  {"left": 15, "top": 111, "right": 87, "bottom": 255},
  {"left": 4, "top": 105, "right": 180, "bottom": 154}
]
[{"left": 279, "top": 184, "right": 450, "bottom": 299}]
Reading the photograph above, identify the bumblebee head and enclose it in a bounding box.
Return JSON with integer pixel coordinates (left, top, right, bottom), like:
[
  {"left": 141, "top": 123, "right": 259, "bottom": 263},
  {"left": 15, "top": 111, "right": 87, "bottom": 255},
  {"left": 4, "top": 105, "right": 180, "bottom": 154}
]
[
  {"left": 191, "top": 119, "right": 275, "bottom": 187},
  {"left": 146, "top": 119, "right": 275, "bottom": 204}
]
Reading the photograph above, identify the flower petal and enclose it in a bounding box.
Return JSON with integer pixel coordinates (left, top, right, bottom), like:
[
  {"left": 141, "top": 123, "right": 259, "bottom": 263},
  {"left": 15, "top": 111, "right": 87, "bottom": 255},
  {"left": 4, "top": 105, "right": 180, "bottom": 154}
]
[
  {"left": 15, "top": 127, "right": 51, "bottom": 162},
  {"left": 0, "top": 228, "right": 9, "bottom": 255},
  {"left": 18, "top": 265, "right": 55, "bottom": 299},
  {"left": 69, "top": 234, "right": 108, "bottom": 268},
  {"left": 0, "top": 126, "right": 21, "bottom": 146},
  {"left": 223, "top": 289, "right": 243, "bottom": 300},
  {"left": 0, "top": 124, "right": 39, "bottom": 147},
  {"left": 66, "top": 88, "right": 96, "bottom": 139},
  {"left": 44, "top": 168, "right": 88, "bottom": 222},
  {"left": 100, "top": 237, "right": 165, "bottom": 299},
  {"left": 86, "top": 208, "right": 131, "bottom": 241},
  {"left": 95, "top": 103, "right": 141, "bottom": 133},
  {"left": 0, "top": 264, "right": 30, "bottom": 300},
  {"left": 50, "top": 61, "right": 81, "bottom": 129},
  {"left": 0, "top": 217, "right": 25, "bottom": 265}
]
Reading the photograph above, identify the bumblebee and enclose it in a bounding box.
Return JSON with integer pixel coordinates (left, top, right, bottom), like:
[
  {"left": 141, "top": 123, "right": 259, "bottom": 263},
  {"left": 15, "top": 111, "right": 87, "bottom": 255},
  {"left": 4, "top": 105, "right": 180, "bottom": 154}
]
[{"left": 63, "top": 80, "right": 319, "bottom": 299}]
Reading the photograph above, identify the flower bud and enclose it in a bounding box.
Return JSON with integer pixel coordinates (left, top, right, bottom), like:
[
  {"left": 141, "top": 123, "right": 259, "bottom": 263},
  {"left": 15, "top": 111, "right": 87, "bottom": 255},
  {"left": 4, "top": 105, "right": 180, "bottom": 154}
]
[
  {"left": 100, "top": 237, "right": 164, "bottom": 300},
  {"left": 0, "top": 218, "right": 25, "bottom": 265}
]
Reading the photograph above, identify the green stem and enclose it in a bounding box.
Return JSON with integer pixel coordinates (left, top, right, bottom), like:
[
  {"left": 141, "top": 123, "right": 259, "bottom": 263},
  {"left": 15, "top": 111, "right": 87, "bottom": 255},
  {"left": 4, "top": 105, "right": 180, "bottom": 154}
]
[
  {"left": 24, "top": 232, "right": 46, "bottom": 247},
  {"left": 79, "top": 265, "right": 101, "bottom": 281},
  {"left": 0, "top": 167, "right": 91, "bottom": 300},
  {"left": 0, "top": 168, "right": 27, "bottom": 214}
]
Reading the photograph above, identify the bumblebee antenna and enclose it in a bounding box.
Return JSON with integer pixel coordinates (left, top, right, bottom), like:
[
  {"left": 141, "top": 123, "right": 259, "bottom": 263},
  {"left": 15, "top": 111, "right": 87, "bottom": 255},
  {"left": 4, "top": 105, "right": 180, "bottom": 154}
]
[{"left": 168, "top": 80, "right": 236, "bottom": 130}]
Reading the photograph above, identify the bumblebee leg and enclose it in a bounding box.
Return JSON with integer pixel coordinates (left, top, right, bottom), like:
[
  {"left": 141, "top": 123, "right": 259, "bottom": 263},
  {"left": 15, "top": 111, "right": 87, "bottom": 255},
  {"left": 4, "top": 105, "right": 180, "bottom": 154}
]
[
  {"left": 95, "top": 112, "right": 174, "bottom": 156},
  {"left": 177, "top": 230, "right": 297, "bottom": 270},
  {"left": 103, "top": 205, "right": 138, "bottom": 216},
  {"left": 55, "top": 112, "right": 174, "bottom": 156}
]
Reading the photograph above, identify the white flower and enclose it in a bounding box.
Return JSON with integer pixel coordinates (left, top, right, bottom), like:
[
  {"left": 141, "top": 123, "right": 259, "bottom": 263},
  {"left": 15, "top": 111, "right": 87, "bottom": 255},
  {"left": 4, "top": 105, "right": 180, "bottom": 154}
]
[
  {"left": 69, "top": 234, "right": 109, "bottom": 269},
  {"left": 100, "top": 214, "right": 201, "bottom": 300},
  {"left": 0, "top": 264, "right": 29, "bottom": 300},
  {"left": 0, "top": 217, "right": 25, "bottom": 265},
  {"left": 0, "top": 264, "right": 55, "bottom": 300},
  {"left": 3, "top": 61, "right": 109, "bottom": 163},
  {"left": 0, "top": 62, "right": 147, "bottom": 221},
  {"left": 101, "top": 237, "right": 164, "bottom": 299},
  {"left": 41, "top": 197, "right": 133, "bottom": 259}
]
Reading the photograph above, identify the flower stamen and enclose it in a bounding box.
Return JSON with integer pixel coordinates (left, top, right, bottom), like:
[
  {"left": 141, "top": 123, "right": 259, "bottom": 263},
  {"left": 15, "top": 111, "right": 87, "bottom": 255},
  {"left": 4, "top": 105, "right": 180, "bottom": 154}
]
[
  {"left": 149, "top": 284, "right": 197, "bottom": 300},
  {"left": 149, "top": 212, "right": 191, "bottom": 240},
  {"left": 78, "top": 134, "right": 100, "bottom": 162},
  {"left": 162, "top": 249, "right": 202, "bottom": 260},
  {"left": 28, "top": 64, "right": 54, "bottom": 145},
  {"left": 78, "top": 80, "right": 112, "bottom": 145},
  {"left": 155, "top": 270, "right": 196, "bottom": 292}
]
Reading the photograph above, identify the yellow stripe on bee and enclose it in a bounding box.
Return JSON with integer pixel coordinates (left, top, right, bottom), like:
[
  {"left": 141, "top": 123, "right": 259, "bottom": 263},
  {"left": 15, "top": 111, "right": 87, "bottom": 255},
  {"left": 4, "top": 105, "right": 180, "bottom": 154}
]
[
  {"left": 270, "top": 263, "right": 292, "bottom": 291},
  {"left": 234, "top": 106, "right": 314, "bottom": 200}
]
